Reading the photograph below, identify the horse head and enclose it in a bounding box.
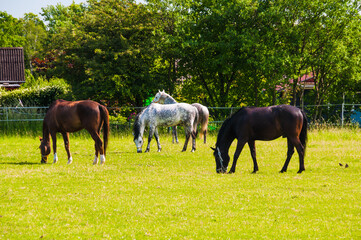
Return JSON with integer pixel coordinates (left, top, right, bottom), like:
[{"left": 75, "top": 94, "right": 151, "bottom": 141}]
[
  {"left": 133, "top": 134, "right": 143, "bottom": 153},
  {"left": 39, "top": 137, "right": 51, "bottom": 163},
  {"left": 133, "top": 116, "right": 144, "bottom": 153},
  {"left": 211, "top": 146, "right": 228, "bottom": 173}
]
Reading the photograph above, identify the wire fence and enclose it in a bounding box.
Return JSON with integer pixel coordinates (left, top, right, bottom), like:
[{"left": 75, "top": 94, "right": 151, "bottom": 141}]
[{"left": 1, "top": 104, "right": 361, "bottom": 135}]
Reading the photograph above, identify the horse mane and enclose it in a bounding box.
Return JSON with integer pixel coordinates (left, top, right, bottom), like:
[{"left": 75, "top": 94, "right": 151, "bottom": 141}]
[
  {"left": 161, "top": 92, "right": 177, "bottom": 103},
  {"left": 46, "top": 99, "right": 66, "bottom": 113},
  {"left": 133, "top": 104, "right": 150, "bottom": 139},
  {"left": 133, "top": 113, "right": 142, "bottom": 139},
  {"left": 216, "top": 107, "right": 247, "bottom": 146}
]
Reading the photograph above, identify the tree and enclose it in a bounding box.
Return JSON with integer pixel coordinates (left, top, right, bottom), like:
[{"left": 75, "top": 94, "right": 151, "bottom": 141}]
[
  {"left": 0, "top": 11, "right": 26, "bottom": 47},
  {"left": 20, "top": 13, "right": 47, "bottom": 70},
  {"left": 300, "top": 0, "right": 361, "bottom": 120},
  {"left": 42, "top": 0, "right": 166, "bottom": 106}
]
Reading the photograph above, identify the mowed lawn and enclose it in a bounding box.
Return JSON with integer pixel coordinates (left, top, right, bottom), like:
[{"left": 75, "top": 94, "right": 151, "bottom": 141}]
[{"left": 1, "top": 129, "right": 361, "bottom": 239}]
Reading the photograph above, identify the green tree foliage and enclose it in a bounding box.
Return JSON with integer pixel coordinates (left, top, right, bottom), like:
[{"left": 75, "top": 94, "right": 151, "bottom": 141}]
[
  {"left": 153, "top": 0, "right": 361, "bottom": 108},
  {"left": 41, "top": 0, "right": 168, "bottom": 106},
  {"left": 6, "top": 0, "right": 360, "bottom": 116},
  {"left": 0, "top": 11, "right": 26, "bottom": 47},
  {"left": 20, "top": 13, "right": 47, "bottom": 70}
]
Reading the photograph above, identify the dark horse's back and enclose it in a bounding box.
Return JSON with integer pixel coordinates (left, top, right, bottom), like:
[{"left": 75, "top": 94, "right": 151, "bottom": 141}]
[{"left": 234, "top": 105, "right": 307, "bottom": 148}]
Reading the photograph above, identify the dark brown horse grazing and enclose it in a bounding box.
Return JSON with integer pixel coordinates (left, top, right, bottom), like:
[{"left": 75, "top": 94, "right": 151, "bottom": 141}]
[
  {"left": 212, "top": 105, "right": 307, "bottom": 174},
  {"left": 39, "top": 99, "right": 109, "bottom": 165}
]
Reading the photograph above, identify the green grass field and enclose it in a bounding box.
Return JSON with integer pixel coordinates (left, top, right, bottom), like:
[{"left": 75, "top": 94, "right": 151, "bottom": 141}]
[{"left": 1, "top": 129, "right": 361, "bottom": 239}]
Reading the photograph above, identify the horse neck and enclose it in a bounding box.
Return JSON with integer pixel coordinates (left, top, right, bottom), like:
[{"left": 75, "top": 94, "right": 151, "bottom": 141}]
[
  {"left": 134, "top": 113, "right": 146, "bottom": 138},
  {"left": 163, "top": 94, "right": 177, "bottom": 104},
  {"left": 42, "top": 120, "right": 51, "bottom": 144},
  {"left": 216, "top": 121, "right": 236, "bottom": 153}
]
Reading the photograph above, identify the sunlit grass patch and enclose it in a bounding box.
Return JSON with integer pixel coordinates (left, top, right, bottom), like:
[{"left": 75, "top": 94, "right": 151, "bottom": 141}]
[{"left": 0, "top": 129, "right": 361, "bottom": 239}]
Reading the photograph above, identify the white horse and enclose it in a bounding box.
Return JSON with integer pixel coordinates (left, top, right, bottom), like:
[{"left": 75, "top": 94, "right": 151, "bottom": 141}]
[
  {"left": 153, "top": 90, "right": 209, "bottom": 143},
  {"left": 133, "top": 103, "right": 198, "bottom": 153}
]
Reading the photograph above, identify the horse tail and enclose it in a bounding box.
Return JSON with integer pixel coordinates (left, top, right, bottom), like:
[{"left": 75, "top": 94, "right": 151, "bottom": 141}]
[
  {"left": 300, "top": 110, "right": 308, "bottom": 154},
  {"left": 199, "top": 108, "right": 209, "bottom": 140},
  {"left": 99, "top": 104, "right": 109, "bottom": 156}
]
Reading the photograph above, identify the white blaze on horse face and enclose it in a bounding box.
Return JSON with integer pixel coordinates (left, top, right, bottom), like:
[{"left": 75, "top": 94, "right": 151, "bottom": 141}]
[
  {"left": 134, "top": 136, "right": 143, "bottom": 152},
  {"left": 53, "top": 152, "right": 58, "bottom": 164},
  {"left": 67, "top": 156, "right": 73, "bottom": 164}
]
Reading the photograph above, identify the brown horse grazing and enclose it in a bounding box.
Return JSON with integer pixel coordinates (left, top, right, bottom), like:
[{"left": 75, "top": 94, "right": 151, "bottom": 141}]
[
  {"left": 39, "top": 99, "right": 109, "bottom": 165},
  {"left": 212, "top": 105, "right": 307, "bottom": 174}
]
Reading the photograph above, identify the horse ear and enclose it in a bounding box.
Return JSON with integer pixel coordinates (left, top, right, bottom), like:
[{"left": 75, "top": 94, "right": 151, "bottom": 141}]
[
  {"left": 210, "top": 147, "right": 216, "bottom": 151},
  {"left": 162, "top": 89, "right": 165, "bottom": 93}
]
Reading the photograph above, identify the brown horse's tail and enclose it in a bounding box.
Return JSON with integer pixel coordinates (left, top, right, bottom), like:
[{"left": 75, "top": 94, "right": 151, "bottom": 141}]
[
  {"left": 199, "top": 109, "right": 209, "bottom": 141},
  {"left": 99, "top": 105, "right": 109, "bottom": 156},
  {"left": 300, "top": 110, "right": 308, "bottom": 154}
]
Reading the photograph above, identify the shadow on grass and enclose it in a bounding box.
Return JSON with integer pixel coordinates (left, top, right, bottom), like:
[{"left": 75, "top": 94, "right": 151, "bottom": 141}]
[{"left": 0, "top": 161, "right": 41, "bottom": 165}]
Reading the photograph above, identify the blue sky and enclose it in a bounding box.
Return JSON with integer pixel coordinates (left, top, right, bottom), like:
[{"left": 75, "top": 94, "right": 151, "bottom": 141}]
[{"left": 1, "top": 0, "right": 145, "bottom": 19}]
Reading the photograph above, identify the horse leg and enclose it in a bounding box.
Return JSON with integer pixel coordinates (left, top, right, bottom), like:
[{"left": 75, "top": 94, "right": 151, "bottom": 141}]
[
  {"left": 280, "top": 139, "right": 294, "bottom": 173},
  {"left": 61, "top": 132, "right": 73, "bottom": 164},
  {"left": 293, "top": 138, "right": 305, "bottom": 173},
  {"left": 154, "top": 128, "right": 162, "bottom": 152},
  {"left": 182, "top": 128, "right": 191, "bottom": 152},
  {"left": 172, "top": 126, "right": 179, "bottom": 144},
  {"left": 145, "top": 127, "right": 155, "bottom": 152},
  {"left": 248, "top": 140, "right": 259, "bottom": 173},
  {"left": 88, "top": 130, "right": 105, "bottom": 165},
  {"left": 191, "top": 127, "right": 196, "bottom": 152},
  {"left": 229, "top": 140, "right": 246, "bottom": 173},
  {"left": 51, "top": 132, "right": 58, "bottom": 164}
]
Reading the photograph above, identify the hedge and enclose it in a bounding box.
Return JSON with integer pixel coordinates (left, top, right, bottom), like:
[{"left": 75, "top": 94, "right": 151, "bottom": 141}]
[{"left": 0, "top": 84, "right": 69, "bottom": 107}]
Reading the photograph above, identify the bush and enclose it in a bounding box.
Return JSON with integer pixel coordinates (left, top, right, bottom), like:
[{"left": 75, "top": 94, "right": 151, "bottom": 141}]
[{"left": 0, "top": 77, "right": 70, "bottom": 107}]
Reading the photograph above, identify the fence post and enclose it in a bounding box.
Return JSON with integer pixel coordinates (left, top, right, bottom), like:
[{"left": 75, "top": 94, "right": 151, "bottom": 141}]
[
  {"left": 341, "top": 93, "right": 345, "bottom": 127},
  {"left": 5, "top": 107, "right": 9, "bottom": 131}
]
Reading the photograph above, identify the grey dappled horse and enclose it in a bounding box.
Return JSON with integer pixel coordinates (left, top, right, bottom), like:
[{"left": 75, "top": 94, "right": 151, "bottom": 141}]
[
  {"left": 133, "top": 103, "right": 198, "bottom": 153},
  {"left": 153, "top": 90, "right": 209, "bottom": 143}
]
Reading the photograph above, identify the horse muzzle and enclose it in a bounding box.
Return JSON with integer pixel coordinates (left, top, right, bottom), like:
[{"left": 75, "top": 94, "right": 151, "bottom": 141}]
[
  {"left": 137, "top": 149, "right": 142, "bottom": 153},
  {"left": 41, "top": 155, "right": 49, "bottom": 164}
]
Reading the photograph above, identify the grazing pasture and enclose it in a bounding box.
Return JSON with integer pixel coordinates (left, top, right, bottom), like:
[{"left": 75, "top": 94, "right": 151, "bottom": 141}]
[{"left": 1, "top": 129, "right": 361, "bottom": 239}]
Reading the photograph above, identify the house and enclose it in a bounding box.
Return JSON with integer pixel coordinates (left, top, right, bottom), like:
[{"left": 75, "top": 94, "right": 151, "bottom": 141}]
[{"left": 0, "top": 47, "right": 25, "bottom": 90}]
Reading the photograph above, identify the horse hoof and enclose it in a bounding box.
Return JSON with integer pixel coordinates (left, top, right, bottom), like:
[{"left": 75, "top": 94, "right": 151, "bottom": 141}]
[{"left": 100, "top": 155, "right": 105, "bottom": 165}]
